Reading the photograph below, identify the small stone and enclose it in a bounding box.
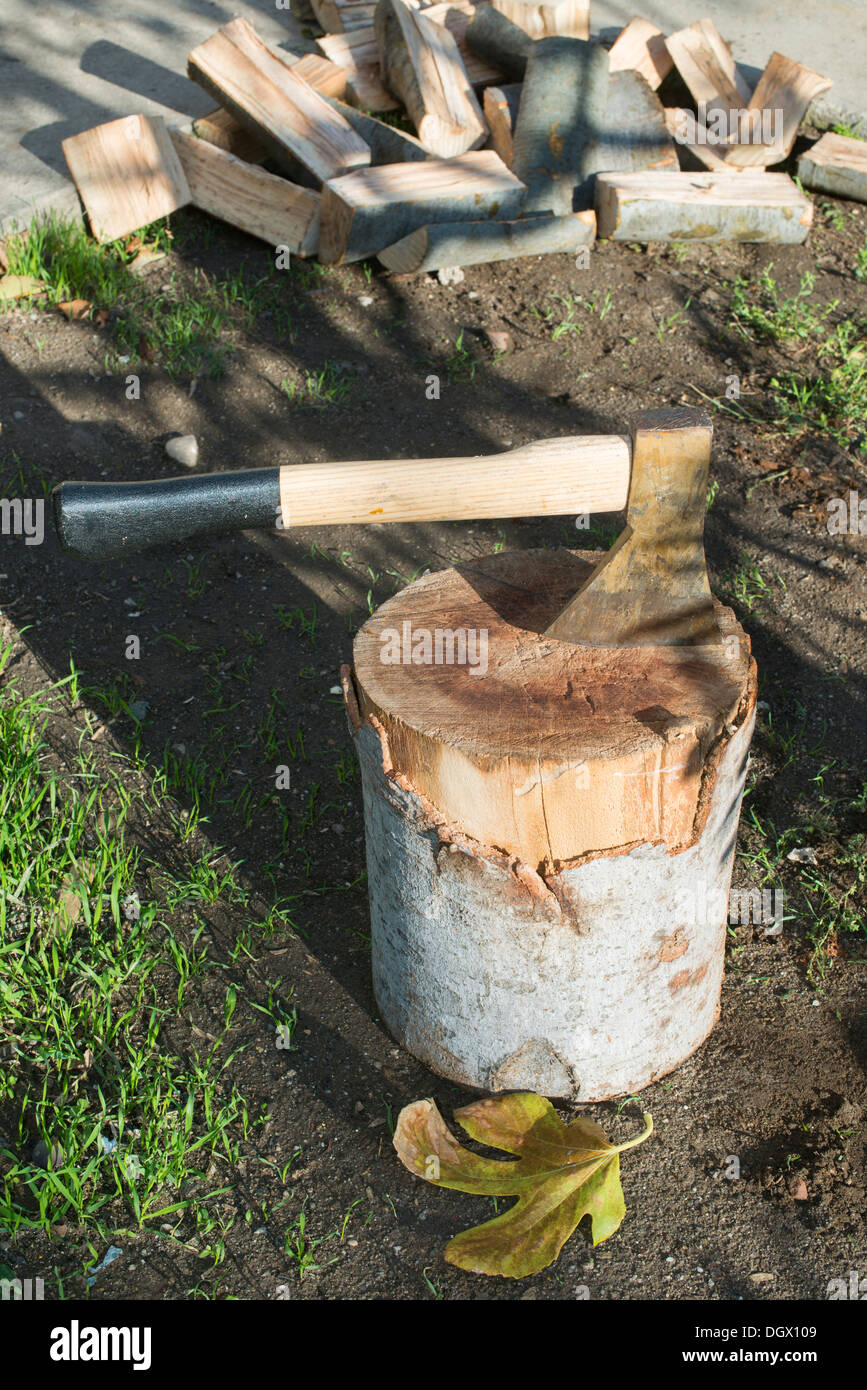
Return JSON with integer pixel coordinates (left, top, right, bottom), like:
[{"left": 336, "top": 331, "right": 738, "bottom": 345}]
[
  {"left": 330, "top": 685, "right": 342, "bottom": 695},
  {"left": 437, "top": 266, "right": 465, "bottom": 286},
  {"left": 749, "top": 1272, "right": 774, "bottom": 1283},
  {"left": 358, "top": 294, "right": 374, "bottom": 306},
  {"left": 165, "top": 434, "right": 199, "bottom": 468},
  {"left": 486, "top": 330, "right": 512, "bottom": 354},
  {"left": 787, "top": 846, "right": 817, "bottom": 865},
  {"left": 789, "top": 1178, "right": 808, "bottom": 1200}
]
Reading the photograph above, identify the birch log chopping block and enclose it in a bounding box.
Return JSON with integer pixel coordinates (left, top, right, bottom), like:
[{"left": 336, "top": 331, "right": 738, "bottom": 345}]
[{"left": 344, "top": 409, "right": 757, "bottom": 1099}]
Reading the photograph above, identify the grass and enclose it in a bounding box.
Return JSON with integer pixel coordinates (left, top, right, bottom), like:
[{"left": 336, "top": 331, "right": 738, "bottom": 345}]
[
  {"left": 2, "top": 212, "right": 272, "bottom": 379},
  {"left": 769, "top": 320, "right": 867, "bottom": 451},
  {"left": 720, "top": 554, "right": 778, "bottom": 613},
  {"left": 729, "top": 265, "right": 838, "bottom": 344},
  {"left": 739, "top": 781, "right": 866, "bottom": 984},
  {"left": 444, "top": 329, "right": 477, "bottom": 380},
  {"left": 281, "top": 362, "right": 353, "bottom": 408},
  {"left": 724, "top": 265, "right": 866, "bottom": 455},
  {"left": 0, "top": 636, "right": 307, "bottom": 1282}
]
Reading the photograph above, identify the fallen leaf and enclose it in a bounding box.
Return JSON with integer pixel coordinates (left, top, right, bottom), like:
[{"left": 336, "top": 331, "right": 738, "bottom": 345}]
[
  {"left": 394, "top": 1093, "right": 653, "bottom": 1278},
  {"left": 128, "top": 246, "right": 166, "bottom": 276},
  {"left": 93, "top": 307, "right": 110, "bottom": 326},
  {"left": 58, "top": 298, "right": 92, "bottom": 321},
  {"left": 0, "top": 274, "right": 47, "bottom": 302}
]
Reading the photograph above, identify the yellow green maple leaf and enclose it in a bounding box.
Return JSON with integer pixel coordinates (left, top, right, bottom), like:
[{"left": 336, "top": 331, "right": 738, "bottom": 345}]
[{"left": 394, "top": 1092, "right": 653, "bottom": 1278}]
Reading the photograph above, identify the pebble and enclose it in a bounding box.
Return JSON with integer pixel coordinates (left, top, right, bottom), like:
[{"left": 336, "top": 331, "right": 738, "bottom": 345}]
[
  {"left": 165, "top": 434, "right": 199, "bottom": 468},
  {"left": 486, "top": 330, "right": 512, "bottom": 354},
  {"left": 437, "top": 266, "right": 465, "bottom": 287},
  {"left": 358, "top": 295, "right": 374, "bottom": 306}
]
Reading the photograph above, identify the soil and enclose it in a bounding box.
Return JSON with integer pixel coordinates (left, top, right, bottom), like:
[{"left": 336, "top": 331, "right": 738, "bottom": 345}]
[{"left": 1, "top": 170, "right": 865, "bottom": 1301}]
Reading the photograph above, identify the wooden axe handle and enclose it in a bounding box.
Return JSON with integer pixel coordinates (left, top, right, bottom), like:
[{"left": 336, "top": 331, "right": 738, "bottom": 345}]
[{"left": 53, "top": 435, "right": 631, "bottom": 560}]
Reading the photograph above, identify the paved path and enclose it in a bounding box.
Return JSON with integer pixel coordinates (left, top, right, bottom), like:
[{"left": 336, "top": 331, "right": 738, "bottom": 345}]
[{"left": 0, "top": 0, "right": 864, "bottom": 235}]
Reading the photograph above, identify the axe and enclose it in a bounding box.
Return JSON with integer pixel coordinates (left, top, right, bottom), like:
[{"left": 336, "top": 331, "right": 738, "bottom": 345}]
[{"left": 52, "top": 407, "right": 721, "bottom": 646}]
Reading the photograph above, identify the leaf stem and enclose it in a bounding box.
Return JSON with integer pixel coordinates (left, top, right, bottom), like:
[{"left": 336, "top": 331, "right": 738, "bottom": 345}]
[{"left": 613, "top": 1113, "right": 654, "bottom": 1154}]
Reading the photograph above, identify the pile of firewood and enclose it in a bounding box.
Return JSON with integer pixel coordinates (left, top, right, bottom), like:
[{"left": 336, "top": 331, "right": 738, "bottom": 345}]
[{"left": 58, "top": 2, "right": 865, "bottom": 273}]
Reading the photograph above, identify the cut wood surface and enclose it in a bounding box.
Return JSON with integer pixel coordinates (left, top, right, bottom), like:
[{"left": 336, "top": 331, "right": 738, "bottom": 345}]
[
  {"left": 62, "top": 115, "right": 191, "bottom": 244},
  {"left": 187, "top": 17, "right": 371, "bottom": 183},
  {"left": 664, "top": 18, "right": 751, "bottom": 121},
  {"left": 279, "top": 431, "right": 628, "bottom": 523},
  {"left": 170, "top": 131, "right": 321, "bottom": 256},
  {"left": 292, "top": 51, "right": 350, "bottom": 97},
  {"left": 512, "top": 37, "right": 610, "bottom": 214},
  {"left": 317, "top": 29, "right": 401, "bottom": 109},
  {"left": 595, "top": 170, "right": 813, "bottom": 243},
  {"left": 375, "top": 0, "right": 487, "bottom": 157},
  {"left": 319, "top": 150, "right": 525, "bottom": 261},
  {"left": 663, "top": 107, "right": 731, "bottom": 172},
  {"left": 378, "top": 207, "right": 595, "bottom": 270},
  {"left": 607, "top": 16, "right": 672, "bottom": 90},
  {"left": 797, "top": 131, "right": 867, "bottom": 203},
  {"left": 483, "top": 83, "right": 522, "bottom": 165},
  {"left": 192, "top": 108, "right": 267, "bottom": 163},
  {"left": 465, "top": 4, "right": 532, "bottom": 79},
  {"left": 491, "top": 0, "right": 589, "bottom": 39},
  {"left": 723, "top": 52, "right": 833, "bottom": 168},
  {"left": 311, "top": 0, "right": 378, "bottom": 31},
  {"left": 352, "top": 546, "right": 754, "bottom": 867},
  {"left": 323, "top": 96, "right": 427, "bottom": 161}
]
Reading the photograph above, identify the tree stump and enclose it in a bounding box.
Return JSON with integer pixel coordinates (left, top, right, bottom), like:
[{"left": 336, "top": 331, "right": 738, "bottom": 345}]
[{"left": 343, "top": 548, "right": 757, "bottom": 1100}]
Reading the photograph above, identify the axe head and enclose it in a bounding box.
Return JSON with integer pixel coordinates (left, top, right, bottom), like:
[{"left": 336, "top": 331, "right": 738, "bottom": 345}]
[{"left": 546, "top": 407, "right": 722, "bottom": 647}]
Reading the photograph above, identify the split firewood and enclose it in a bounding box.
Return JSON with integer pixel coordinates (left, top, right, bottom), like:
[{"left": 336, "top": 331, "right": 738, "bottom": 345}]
[
  {"left": 464, "top": 4, "right": 532, "bottom": 80},
  {"left": 323, "top": 96, "right": 427, "bottom": 162},
  {"left": 169, "top": 131, "right": 321, "bottom": 257},
  {"left": 62, "top": 114, "right": 190, "bottom": 243},
  {"left": 292, "top": 51, "right": 351, "bottom": 97},
  {"left": 722, "top": 53, "right": 833, "bottom": 168},
  {"left": 319, "top": 150, "right": 525, "bottom": 262},
  {"left": 663, "top": 108, "right": 731, "bottom": 172},
  {"left": 491, "top": 0, "right": 589, "bottom": 40},
  {"left": 317, "top": 29, "right": 401, "bottom": 110},
  {"left": 375, "top": 0, "right": 487, "bottom": 157},
  {"left": 511, "top": 37, "right": 610, "bottom": 213},
  {"left": 378, "top": 207, "right": 595, "bottom": 271},
  {"left": 483, "top": 83, "right": 521, "bottom": 165},
  {"left": 797, "top": 131, "right": 867, "bottom": 203},
  {"left": 192, "top": 109, "right": 267, "bottom": 164},
  {"left": 595, "top": 170, "right": 813, "bottom": 244},
  {"left": 607, "top": 16, "right": 673, "bottom": 90},
  {"left": 423, "top": 4, "right": 504, "bottom": 85},
  {"left": 191, "top": 54, "right": 347, "bottom": 166},
  {"left": 187, "top": 17, "right": 371, "bottom": 183},
  {"left": 312, "top": 0, "right": 378, "bottom": 32},
  {"left": 586, "top": 70, "right": 678, "bottom": 192},
  {"left": 664, "top": 18, "right": 751, "bottom": 125}
]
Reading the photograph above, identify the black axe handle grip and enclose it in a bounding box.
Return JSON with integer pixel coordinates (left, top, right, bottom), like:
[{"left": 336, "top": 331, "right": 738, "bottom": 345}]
[{"left": 53, "top": 469, "right": 281, "bottom": 560}]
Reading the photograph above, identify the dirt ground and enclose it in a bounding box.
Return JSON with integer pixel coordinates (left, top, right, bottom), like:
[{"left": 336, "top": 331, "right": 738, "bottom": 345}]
[{"left": 1, "top": 166, "right": 865, "bottom": 1301}]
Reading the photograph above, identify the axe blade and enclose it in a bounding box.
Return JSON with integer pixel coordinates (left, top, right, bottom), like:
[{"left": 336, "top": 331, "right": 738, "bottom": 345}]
[{"left": 546, "top": 407, "right": 722, "bottom": 647}]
